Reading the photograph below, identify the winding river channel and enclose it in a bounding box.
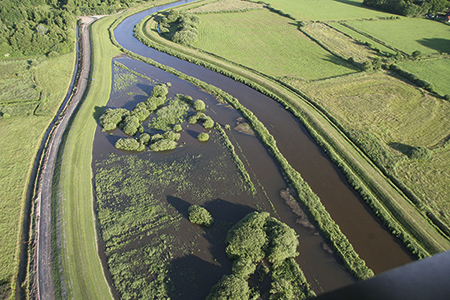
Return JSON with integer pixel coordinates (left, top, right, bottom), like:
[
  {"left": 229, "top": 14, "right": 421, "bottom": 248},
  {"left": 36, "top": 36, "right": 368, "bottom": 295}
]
[{"left": 93, "top": 0, "right": 415, "bottom": 296}]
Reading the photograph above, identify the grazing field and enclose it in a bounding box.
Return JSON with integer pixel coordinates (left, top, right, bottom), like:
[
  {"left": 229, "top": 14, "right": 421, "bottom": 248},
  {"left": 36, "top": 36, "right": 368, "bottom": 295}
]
[
  {"left": 258, "top": 0, "right": 395, "bottom": 21},
  {"left": 344, "top": 18, "right": 450, "bottom": 55},
  {"left": 327, "top": 22, "right": 397, "bottom": 55},
  {"left": 301, "top": 22, "right": 377, "bottom": 63},
  {"left": 188, "top": 0, "right": 264, "bottom": 13},
  {"left": 192, "top": 9, "right": 357, "bottom": 80},
  {"left": 398, "top": 58, "right": 450, "bottom": 96},
  {"left": 0, "top": 52, "right": 74, "bottom": 296},
  {"left": 296, "top": 71, "right": 450, "bottom": 227}
]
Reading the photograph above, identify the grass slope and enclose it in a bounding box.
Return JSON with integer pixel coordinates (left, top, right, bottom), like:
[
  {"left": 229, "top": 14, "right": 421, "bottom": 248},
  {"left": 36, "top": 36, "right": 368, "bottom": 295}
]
[
  {"left": 193, "top": 9, "right": 357, "bottom": 80},
  {"left": 0, "top": 52, "right": 74, "bottom": 296},
  {"left": 56, "top": 16, "right": 119, "bottom": 299},
  {"left": 344, "top": 18, "right": 450, "bottom": 55}
]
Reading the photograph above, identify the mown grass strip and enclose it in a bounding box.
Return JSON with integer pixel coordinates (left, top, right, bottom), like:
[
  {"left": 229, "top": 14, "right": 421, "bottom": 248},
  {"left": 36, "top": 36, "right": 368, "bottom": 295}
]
[
  {"left": 56, "top": 15, "right": 120, "bottom": 300},
  {"left": 131, "top": 7, "right": 450, "bottom": 259}
]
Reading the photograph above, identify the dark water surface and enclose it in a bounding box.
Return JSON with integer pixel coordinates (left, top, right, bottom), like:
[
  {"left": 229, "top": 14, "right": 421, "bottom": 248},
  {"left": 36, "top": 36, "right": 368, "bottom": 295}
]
[{"left": 95, "top": 0, "right": 416, "bottom": 295}]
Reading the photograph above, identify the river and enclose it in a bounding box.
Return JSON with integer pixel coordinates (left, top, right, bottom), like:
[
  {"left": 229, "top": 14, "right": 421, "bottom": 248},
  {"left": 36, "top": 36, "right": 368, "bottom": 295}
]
[{"left": 95, "top": 0, "right": 415, "bottom": 296}]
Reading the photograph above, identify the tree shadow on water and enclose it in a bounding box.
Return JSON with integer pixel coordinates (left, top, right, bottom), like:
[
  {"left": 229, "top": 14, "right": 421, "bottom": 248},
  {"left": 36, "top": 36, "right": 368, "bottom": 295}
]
[
  {"left": 166, "top": 196, "right": 255, "bottom": 300},
  {"left": 93, "top": 105, "right": 105, "bottom": 121}
]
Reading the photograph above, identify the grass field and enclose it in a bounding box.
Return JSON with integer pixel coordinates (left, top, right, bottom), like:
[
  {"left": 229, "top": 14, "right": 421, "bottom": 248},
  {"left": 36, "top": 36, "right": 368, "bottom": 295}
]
[
  {"left": 259, "top": 0, "right": 395, "bottom": 21},
  {"left": 297, "top": 71, "right": 450, "bottom": 228},
  {"left": 327, "top": 22, "right": 397, "bottom": 55},
  {"left": 399, "top": 58, "right": 450, "bottom": 96},
  {"left": 298, "top": 72, "right": 450, "bottom": 148},
  {"left": 0, "top": 52, "right": 75, "bottom": 297},
  {"left": 344, "top": 18, "right": 450, "bottom": 55},
  {"left": 188, "top": 0, "right": 264, "bottom": 13},
  {"left": 192, "top": 9, "right": 358, "bottom": 80},
  {"left": 301, "top": 22, "right": 377, "bottom": 63}
]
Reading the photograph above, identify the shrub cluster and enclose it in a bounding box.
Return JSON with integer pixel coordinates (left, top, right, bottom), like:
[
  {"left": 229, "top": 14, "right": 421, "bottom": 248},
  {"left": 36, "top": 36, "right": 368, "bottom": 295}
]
[
  {"left": 207, "top": 212, "right": 314, "bottom": 300},
  {"left": 159, "top": 10, "right": 200, "bottom": 46},
  {"left": 408, "top": 146, "right": 432, "bottom": 160},
  {"left": 197, "top": 132, "right": 209, "bottom": 142},
  {"left": 188, "top": 205, "right": 214, "bottom": 227},
  {"left": 115, "top": 138, "right": 145, "bottom": 152}
]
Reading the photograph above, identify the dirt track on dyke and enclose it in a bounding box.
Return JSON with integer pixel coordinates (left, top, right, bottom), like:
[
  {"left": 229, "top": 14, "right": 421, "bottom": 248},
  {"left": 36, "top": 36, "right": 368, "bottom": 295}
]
[{"left": 35, "top": 17, "right": 98, "bottom": 300}]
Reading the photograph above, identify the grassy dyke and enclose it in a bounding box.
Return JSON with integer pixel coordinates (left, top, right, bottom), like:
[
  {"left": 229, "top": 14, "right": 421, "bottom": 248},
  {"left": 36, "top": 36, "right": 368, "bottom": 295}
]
[
  {"left": 113, "top": 19, "right": 375, "bottom": 280},
  {"left": 343, "top": 18, "right": 450, "bottom": 55},
  {"left": 190, "top": 9, "right": 357, "bottom": 80},
  {"left": 55, "top": 15, "right": 120, "bottom": 300},
  {"left": 0, "top": 52, "right": 75, "bottom": 297},
  {"left": 132, "top": 5, "right": 450, "bottom": 259}
]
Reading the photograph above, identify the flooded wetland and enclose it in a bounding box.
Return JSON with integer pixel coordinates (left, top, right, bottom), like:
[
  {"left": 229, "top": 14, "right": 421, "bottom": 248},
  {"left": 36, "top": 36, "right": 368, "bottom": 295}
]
[{"left": 92, "top": 1, "right": 416, "bottom": 298}]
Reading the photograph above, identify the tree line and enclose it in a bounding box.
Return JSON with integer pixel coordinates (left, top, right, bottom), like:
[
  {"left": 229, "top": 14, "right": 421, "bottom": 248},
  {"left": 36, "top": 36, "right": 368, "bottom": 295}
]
[
  {"left": 0, "top": 0, "right": 146, "bottom": 57},
  {"left": 363, "top": 0, "right": 449, "bottom": 17}
]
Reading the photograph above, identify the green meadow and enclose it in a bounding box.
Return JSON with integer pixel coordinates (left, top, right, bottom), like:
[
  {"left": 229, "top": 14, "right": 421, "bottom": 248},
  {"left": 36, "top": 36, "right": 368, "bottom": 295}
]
[
  {"left": 399, "top": 58, "right": 450, "bottom": 96},
  {"left": 258, "top": 0, "right": 395, "bottom": 21},
  {"left": 193, "top": 9, "right": 357, "bottom": 80},
  {"left": 344, "top": 18, "right": 450, "bottom": 55},
  {"left": 0, "top": 52, "right": 75, "bottom": 295}
]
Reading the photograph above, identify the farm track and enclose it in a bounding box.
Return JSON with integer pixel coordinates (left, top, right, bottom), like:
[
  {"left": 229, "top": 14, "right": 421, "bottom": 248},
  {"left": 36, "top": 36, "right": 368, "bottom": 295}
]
[{"left": 33, "top": 18, "right": 94, "bottom": 300}]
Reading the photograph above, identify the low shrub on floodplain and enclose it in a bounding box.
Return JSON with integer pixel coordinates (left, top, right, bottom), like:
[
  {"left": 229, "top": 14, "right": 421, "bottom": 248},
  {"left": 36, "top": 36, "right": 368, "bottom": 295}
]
[
  {"left": 188, "top": 205, "right": 214, "bottom": 227},
  {"left": 193, "top": 99, "right": 206, "bottom": 111},
  {"left": 138, "top": 133, "right": 151, "bottom": 146},
  {"left": 173, "top": 124, "right": 182, "bottom": 132},
  {"left": 197, "top": 132, "right": 210, "bottom": 142},
  {"left": 203, "top": 116, "right": 214, "bottom": 129},
  {"left": 163, "top": 130, "right": 181, "bottom": 141},
  {"left": 100, "top": 108, "right": 130, "bottom": 131},
  {"left": 131, "top": 102, "right": 151, "bottom": 122},
  {"left": 115, "top": 138, "right": 145, "bottom": 152},
  {"left": 121, "top": 115, "right": 141, "bottom": 136},
  {"left": 409, "top": 146, "right": 432, "bottom": 161},
  {"left": 150, "top": 139, "right": 178, "bottom": 152}
]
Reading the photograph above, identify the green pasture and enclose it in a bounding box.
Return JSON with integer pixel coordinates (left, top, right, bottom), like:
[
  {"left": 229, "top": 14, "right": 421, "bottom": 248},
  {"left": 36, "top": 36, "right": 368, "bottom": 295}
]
[
  {"left": 193, "top": 9, "right": 357, "bottom": 80},
  {"left": 259, "top": 0, "right": 395, "bottom": 21},
  {"left": 188, "top": 0, "right": 264, "bottom": 13},
  {"left": 298, "top": 71, "right": 450, "bottom": 228},
  {"left": 299, "top": 72, "right": 450, "bottom": 148},
  {"left": 399, "top": 58, "right": 450, "bottom": 96},
  {"left": 397, "top": 150, "right": 450, "bottom": 227},
  {"left": 344, "top": 18, "right": 450, "bottom": 55},
  {"left": 0, "top": 52, "right": 74, "bottom": 295},
  {"left": 327, "top": 22, "right": 397, "bottom": 55},
  {"left": 56, "top": 15, "right": 119, "bottom": 299}
]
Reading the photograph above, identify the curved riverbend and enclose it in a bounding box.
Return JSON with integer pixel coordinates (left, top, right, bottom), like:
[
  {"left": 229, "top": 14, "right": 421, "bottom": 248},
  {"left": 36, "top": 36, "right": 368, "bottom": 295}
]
[{"left": 113, "top": 0, "right": 414, "bottom": 274}]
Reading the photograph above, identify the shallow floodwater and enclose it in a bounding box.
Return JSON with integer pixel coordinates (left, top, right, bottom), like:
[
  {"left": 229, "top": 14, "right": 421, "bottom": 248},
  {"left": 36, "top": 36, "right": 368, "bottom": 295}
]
[
  {"left": 92, "top": 57, "right": 357, "bottom": 297},
  {"left": 113, "top": 0, "right": 415, "bottom": 275}
]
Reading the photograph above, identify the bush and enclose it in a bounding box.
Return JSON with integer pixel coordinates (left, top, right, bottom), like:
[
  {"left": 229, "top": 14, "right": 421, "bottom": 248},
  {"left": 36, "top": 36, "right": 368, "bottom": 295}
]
[
  {"left": 265, "top": 218, "right": 299, "bottom": 264},
  {"left": 173, "top": 124, "right": 182, "bottom": 132},
  {"left": 121, "top": 115, "right": 140, "bottom": 136},
  {"left": 193, "top": 99, "right": 206, "bottom": 111},
  {"left": 231, "top": 258, "right": 256, "bottom": 280},
  {"left": 163, "top": 130, "right": 181, "bottom": 141},
  {"left": 188, "top": 205, "right": 214, "bottom": 227},
  {"left": 197, "top": 132, "right": 210, "bottom": 142},
  {"left": 206, "top": 275, "right": 250, "bottom": 300},
  {"left": 151, "top": 133, "right": 164, "bottom": 143},
  {"left": 150, "top": 139, "right": 178, "bottom": 152},
  {"left": 203, "top": 117, "right": 215, "bottom": 129},
  {"left": 409, "top": 146, "right": 432, "bottom": 160},
  {"left": 131, "top": 102, "right": 150, "bottom": 122},
  {"left": 99, "top": 108, "right": 130, "bottom": 131},
  {"left": 138, "top": 133, "right": 151, "bottom": 145},
  {"left": 115, "top": 138, "right": 145, "bottom": 152}
]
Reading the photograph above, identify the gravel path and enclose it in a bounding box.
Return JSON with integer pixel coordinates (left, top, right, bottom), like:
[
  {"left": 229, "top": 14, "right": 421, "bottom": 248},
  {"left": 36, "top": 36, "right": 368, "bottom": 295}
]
[{"left": 35, "top": 17, "right": 97, "bottom": 300}]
